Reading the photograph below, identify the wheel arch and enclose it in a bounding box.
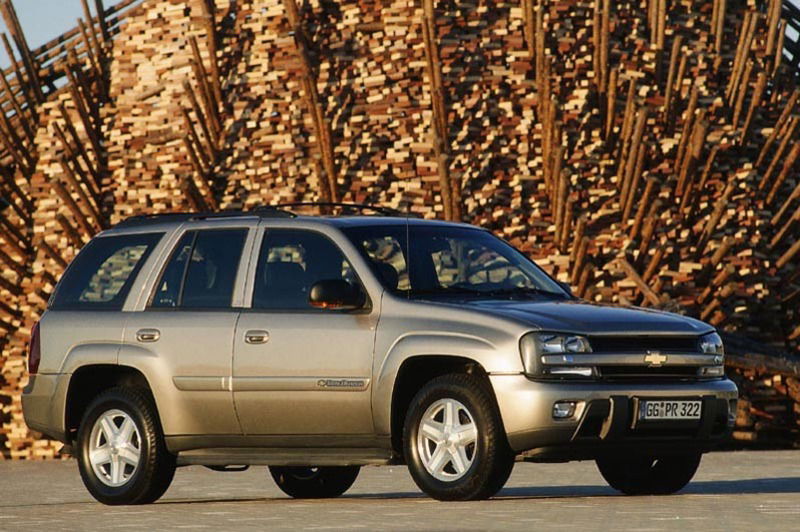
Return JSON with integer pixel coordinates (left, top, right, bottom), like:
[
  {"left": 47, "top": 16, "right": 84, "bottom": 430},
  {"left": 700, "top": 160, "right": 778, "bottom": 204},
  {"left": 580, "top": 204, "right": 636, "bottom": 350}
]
[
  {"left": 388, "top": 354, "right": 494, "bottom": 458},
  {"left": 373, "top": 331, "right": 517, "bottom": 449},
  {"left": 64, "top": 364, "right": 156, "bottom": 444}
]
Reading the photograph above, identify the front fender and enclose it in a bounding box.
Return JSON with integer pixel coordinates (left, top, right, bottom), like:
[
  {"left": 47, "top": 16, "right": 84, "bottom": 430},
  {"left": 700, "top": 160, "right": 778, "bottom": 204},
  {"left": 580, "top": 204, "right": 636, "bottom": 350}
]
[{"left": 372, "top": 331, "right": 523, "bottom": 435}]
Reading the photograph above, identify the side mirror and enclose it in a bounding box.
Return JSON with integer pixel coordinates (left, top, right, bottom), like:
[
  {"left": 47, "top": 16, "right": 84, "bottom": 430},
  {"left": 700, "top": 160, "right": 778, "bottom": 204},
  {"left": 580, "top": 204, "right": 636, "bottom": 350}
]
[
  {"left": 309, "top": 279, "right": 365, "bottom": 310},
  {"left": 557, "top": 281, "right": 574, "bottom": 297}
]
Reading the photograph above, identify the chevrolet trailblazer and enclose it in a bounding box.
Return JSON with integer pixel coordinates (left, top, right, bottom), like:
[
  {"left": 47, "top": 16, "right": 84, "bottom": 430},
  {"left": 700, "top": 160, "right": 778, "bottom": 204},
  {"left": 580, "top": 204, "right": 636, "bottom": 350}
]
[{"left": 22, "top": 203, "right": 737, "bottom": 503}]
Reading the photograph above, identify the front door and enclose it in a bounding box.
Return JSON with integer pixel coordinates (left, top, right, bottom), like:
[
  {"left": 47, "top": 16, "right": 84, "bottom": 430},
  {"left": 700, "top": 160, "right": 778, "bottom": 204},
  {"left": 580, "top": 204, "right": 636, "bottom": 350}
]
[{"left": 232, "top": 227, "right": 377, "bottom": 436}]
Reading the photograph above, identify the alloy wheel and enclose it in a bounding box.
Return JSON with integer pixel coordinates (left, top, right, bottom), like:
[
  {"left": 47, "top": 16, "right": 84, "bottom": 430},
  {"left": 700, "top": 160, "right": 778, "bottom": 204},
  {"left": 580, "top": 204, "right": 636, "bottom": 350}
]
[
  {"left": 88, "top": 409, "right": 142, "bottom": 487},
  {"left": 416, "top": 398, "right": 478, "bottom": 481}
]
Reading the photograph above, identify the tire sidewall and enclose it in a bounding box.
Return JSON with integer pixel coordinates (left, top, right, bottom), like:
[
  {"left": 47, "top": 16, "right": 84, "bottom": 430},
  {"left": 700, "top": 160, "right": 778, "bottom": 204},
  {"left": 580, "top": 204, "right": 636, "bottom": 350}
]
[
  {"left": 596, "top": 453, "right": 701, "bottom": 495},
  {"left": 269, "top": 466, "right": 360, "bottom": 498},
  {"left": 404, "top": 379, "right": 494, "bottom": 497},
  {"left": 77, "top": 392, "right": 154, "bottom": 505}
]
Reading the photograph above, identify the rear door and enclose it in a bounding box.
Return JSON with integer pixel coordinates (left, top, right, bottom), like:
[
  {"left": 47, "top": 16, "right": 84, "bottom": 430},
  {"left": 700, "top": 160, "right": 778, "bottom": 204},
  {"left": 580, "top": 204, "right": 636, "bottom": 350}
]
[
  {"left": 121, "top": 221, "right": 256, "bottom": 437},
  {"left": 232, "top": 226, "right": 378, "bottom": 436}
]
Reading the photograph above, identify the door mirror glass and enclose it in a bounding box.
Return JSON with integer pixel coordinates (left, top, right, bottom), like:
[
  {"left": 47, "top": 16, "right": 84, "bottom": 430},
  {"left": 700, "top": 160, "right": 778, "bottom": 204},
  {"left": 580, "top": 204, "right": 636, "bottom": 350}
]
[{"left": 309, "top": 279, "right": 365, "bottom": 310}]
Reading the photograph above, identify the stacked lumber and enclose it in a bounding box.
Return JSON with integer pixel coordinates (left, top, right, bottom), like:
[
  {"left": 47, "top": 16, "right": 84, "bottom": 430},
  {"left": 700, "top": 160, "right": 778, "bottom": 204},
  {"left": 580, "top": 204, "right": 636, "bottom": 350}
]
[
  {"left": 728, "top": 371, "right": 800, "bottom": 447},
  {"left": 104, "top": 0, "right": 225, "bottom": 218},
  {"left": 784, "top": 1, "right": 800, "bottom": 71},
  {"left": 724, "top": 335, "right": 800, "bottom": 447},
  {"left": 0, "top": 0, "right": 118, "bottom": 458},
  {"left": 1, "top": 0, "right": 800, "bottom": 457}
]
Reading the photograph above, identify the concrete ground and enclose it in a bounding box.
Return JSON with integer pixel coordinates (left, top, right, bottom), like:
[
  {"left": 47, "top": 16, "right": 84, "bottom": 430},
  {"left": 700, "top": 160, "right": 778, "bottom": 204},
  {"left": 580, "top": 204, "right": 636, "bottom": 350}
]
[{"left": 0, "top": 450, "right": 798, "bottom": 531}]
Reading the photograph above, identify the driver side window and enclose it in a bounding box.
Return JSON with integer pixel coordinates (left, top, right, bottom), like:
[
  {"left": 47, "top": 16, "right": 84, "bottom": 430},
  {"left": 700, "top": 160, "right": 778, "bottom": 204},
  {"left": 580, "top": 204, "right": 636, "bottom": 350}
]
[{"left": 253, "top": 229, "right": 360, "bottom": 310}]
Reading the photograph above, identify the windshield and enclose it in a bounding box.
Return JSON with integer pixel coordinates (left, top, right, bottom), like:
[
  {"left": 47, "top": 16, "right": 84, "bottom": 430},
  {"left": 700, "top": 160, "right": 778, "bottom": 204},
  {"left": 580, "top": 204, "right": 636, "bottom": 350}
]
[{"left": 342, "top": 224, "right": 569, "bottom": 299}]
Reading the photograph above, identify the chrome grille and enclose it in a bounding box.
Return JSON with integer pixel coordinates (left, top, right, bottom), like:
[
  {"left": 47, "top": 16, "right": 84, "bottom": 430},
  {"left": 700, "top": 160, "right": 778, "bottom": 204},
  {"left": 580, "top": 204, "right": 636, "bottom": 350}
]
[{"left": 588, "top": 336, "right": 698, "bottom": 353}]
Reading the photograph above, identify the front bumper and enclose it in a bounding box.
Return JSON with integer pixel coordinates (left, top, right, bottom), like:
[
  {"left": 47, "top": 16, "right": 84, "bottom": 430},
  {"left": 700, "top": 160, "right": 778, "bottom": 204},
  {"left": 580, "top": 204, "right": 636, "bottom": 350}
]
[{"left": 490, "top": 374, "right": 738, "bottom": 457}]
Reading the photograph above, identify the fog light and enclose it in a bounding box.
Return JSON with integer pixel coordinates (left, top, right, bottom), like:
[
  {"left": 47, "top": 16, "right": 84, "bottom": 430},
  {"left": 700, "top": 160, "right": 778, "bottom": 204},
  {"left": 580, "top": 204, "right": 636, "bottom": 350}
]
[
  {"left": 547, "top": 367, "right": 594, "bottom": 377},
  {"left": 698, "top": 366, "right": 725, "bottom": 377},
  {"left": 553, "top": 401, "right": 577, "bottom": 419}
]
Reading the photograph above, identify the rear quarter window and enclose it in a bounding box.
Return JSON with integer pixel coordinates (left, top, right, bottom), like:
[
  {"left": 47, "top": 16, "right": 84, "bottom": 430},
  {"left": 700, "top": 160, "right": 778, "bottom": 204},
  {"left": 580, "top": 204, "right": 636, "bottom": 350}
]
[{"left": 49, "top": 232, "right": 163, "bottom": 310}]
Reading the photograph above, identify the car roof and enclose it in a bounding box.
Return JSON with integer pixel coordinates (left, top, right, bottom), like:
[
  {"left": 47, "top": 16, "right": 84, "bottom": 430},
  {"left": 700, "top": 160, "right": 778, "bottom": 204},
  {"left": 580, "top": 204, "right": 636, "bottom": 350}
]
[
  {"left": 101, "top": 208, "right": 481, "bottom": 236},
  {"left": 322, "top": 216, "right": 477, "bottom": 230}
]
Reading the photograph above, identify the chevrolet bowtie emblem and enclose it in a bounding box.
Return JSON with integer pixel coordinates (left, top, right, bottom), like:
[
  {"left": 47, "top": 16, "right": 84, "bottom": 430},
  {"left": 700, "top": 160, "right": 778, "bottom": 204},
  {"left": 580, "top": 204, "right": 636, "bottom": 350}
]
[{"left": 644, "top": 351, "right": 668, "bottom": 367}]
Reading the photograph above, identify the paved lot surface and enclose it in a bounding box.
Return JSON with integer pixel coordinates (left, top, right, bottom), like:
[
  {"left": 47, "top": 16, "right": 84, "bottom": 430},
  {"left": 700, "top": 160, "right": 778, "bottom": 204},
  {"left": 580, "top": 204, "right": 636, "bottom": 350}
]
[{"left": 0, "top": 450, "right": 798, "bottom": 531}]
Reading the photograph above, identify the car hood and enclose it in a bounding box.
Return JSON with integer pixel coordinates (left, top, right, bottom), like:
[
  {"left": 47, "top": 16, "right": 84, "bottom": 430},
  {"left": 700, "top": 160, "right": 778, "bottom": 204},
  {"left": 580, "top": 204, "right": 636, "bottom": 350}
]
[{"left": 437, "top": 298, "right": 713, "bottom": 336}]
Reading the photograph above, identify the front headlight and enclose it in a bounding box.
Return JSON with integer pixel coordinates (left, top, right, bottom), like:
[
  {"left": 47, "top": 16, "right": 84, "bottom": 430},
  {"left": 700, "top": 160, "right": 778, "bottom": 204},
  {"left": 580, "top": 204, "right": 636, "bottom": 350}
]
[
  {"left": 698, "top": 331, "right": 724, "bottom": 357},
  {"left": 520, "top": 332, "right": 592, "bottom": 378},
  {"left": 698, "top": 331, "right": 725, "bottom": 377}
]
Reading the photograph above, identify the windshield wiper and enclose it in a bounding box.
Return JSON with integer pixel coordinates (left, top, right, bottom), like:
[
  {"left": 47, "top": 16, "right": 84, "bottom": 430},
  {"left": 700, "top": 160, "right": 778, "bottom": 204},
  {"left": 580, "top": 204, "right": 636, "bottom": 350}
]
[
  {"left": 479, "top": 287, "right": 567, "bottom": 299},
  {"left": 407, "top": 286, "right": 486, "bottom": 296}
]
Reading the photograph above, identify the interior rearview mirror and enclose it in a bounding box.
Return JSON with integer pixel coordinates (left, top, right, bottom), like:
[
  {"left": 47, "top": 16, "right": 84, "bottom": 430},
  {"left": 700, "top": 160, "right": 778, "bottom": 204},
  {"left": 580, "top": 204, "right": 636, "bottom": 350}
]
[{"left": 309, "top": 279, "right": 365, "bottom": 310}]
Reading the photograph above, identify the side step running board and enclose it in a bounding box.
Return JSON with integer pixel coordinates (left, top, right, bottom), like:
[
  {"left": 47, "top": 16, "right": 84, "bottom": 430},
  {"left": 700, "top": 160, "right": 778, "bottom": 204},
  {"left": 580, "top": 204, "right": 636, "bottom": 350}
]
[{"left": 177, "top": 447, "right": 394, "bottom": 467}]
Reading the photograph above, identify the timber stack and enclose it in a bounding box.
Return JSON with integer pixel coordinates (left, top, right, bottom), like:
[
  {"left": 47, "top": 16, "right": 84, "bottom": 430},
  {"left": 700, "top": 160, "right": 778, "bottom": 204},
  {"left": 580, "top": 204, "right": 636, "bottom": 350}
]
[{"left": 1, "top": 0, "right": 800, "bottom": 458}]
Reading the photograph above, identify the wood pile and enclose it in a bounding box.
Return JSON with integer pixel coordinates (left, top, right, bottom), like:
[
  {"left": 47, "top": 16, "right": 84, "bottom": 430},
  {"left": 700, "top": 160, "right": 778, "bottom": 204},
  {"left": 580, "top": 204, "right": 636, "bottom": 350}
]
[
  {"left": 1, "top": 0, "right": 800, "bottom": 457},
  {"left": 724, "top": 334, "right": 800, "bottom": 447}
]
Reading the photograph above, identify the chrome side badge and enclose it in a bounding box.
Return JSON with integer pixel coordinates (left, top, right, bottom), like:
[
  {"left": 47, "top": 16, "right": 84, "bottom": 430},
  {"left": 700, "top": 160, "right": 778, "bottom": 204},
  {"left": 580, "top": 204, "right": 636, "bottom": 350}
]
[{"left": 316, "top": 378, "right": 367, "bottom": 389}]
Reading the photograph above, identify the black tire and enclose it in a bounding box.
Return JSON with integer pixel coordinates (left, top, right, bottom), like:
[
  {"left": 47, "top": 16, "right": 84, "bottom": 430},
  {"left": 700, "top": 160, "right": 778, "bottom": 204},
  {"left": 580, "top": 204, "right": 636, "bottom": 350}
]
[
  {"left": 403, "top": 373, "right": 515, "bottom": 501},
  {"left": 269, "top": 466, "right": 360, "bottom": 498},
  {"left": 76, "top": 387, "right": 176, "bottom": 505},
  {"left": 596, "top": 453, "right": 702, "bottom": 495}
]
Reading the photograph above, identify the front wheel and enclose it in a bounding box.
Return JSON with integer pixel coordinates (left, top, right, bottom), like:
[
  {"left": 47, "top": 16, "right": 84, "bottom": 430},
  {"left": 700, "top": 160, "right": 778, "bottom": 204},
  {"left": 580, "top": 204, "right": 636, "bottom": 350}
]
[
  {"left": 596, "top": 453, "right": 702, "bottom": 495},
  {"left": 403, "top": 373, "right": 515, "bottom": 501},
  {"left": 269, "top": 466, "right": 360, "bottom": 498},
  {"left": 76, "top": 387, "right": 176, "bottom": 505}
]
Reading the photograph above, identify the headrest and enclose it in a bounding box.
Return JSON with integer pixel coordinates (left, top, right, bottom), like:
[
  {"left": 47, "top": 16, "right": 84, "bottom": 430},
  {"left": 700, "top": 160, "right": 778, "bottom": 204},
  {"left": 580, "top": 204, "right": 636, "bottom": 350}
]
[
  {"left": 264, "top": 261, "right": 306, "bottom": 287},
  {"left": 374, "top": 262, "right": 399, "bottom": 291}
]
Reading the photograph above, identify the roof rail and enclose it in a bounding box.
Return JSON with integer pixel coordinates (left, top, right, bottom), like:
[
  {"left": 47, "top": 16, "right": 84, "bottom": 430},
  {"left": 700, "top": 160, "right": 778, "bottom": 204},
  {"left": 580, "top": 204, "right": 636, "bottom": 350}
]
[
  {"left": 249, "top": 205, "right": 297, "bottom": 218},
  {"left": 115, "top": 203, "right": 408, "bottom": 228},
  {"left": 257, "top": 202, "right": 409, "bottom": 217},
  {"left": 115, "top": 210, "right": 255, "bottom": 228}
]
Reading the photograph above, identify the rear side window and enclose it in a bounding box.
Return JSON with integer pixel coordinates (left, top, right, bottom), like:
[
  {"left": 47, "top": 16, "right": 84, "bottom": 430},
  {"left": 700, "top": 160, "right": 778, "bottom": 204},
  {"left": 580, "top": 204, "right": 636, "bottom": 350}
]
[
  {"left": 50, "top": 233, "right": 163, "bottom": 310},
  {"left": 150, "top": 232, "right": 194, "bottom": 308},
  {"left": 150, "top": 229, "right": 247, "bottom": 309}
]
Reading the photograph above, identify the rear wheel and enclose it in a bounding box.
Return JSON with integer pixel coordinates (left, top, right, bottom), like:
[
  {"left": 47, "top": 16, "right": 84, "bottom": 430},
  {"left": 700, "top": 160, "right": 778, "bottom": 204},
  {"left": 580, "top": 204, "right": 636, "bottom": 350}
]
[
  {"left": 403, "top": 373, "right": 515, "bottom": 501},
  {"left": 269, "top": 466, "right": 360, "bottom": 498},
  {"left": 76, "top": 387, "right": 176, "bottom": 505},
  {"left": 596, "top": 453, "right": 702, "bottom": 495}
]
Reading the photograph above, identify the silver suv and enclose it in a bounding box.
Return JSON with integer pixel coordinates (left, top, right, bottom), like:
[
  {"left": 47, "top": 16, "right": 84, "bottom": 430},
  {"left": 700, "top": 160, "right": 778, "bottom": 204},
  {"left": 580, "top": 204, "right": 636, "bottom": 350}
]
[{"left": 22, "top": 204, "right": 738, "bottom": 503}]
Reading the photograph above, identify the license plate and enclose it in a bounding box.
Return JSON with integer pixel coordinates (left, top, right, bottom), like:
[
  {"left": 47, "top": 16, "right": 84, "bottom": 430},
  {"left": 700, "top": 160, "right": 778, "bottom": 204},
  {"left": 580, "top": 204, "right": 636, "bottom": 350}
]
[{"left": 639, "top": 400, "right": 702, "bottom": 420}]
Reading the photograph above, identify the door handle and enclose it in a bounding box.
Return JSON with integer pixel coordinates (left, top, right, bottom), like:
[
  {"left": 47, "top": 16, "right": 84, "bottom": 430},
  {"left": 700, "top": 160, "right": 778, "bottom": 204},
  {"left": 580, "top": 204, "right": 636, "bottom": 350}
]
[
  {"left": 244, "top": 330, "right": 269, "bottom": 345},
  {"left": 136, "top": 328, "right": 160, "bottom": 343}
]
